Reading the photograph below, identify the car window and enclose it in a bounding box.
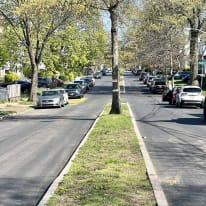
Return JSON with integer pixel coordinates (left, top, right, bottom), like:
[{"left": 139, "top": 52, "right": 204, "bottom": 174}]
[
  {"left": 42, "top": 91, "right": 58, "bottom": 96},
  {"left": 66, "top": 84, "right": 77, "bottom": 89},
  {"left": 183, "top": 88, "right": 201, "bottom": 93},
  {"left": 74, "top": 81, "right": 83, "bottom": 85}
]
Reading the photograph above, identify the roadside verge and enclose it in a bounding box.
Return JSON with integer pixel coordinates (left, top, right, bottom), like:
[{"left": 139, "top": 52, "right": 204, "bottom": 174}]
[{"left": 39, "top": 103, "right": 157, "bottom": 206}]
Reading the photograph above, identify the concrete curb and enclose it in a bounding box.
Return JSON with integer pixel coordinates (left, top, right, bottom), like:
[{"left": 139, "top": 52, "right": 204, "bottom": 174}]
[
  {"left": 127, "top": 102, "right": 169, "bottom": 206},
  {"left": 37, "top": 105, "right": 106, "bottom": 206}
]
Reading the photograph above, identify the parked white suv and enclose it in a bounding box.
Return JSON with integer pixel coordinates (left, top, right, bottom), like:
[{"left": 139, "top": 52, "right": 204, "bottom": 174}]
[{"left": 176, "top": 86, "right": 204, "bottom": 108}]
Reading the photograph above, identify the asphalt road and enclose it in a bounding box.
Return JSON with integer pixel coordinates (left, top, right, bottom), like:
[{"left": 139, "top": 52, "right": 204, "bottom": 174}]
[
  {"left": 123, "top": 71, "right": 206, "bottom": 206},
  {"left": 0, "top": 75, "right": 112, "bottom": 206},
  {"left": 2, "top": 71, "right": 206, "bottom": 206}
]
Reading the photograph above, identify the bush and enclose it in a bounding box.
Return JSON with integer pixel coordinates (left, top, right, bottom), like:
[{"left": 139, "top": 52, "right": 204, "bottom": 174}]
[
  {"left": 5, "top": 73, "right": 21, "bottom": 83},
  {"left": 68, "top": 72, "right": 75, "bottom": 82}
]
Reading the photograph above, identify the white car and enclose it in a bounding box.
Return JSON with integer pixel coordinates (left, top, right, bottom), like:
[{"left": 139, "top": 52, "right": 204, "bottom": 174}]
[
  {"left": 56, "top": 88, "right": 69, "bottom": 105},
  {"left": 176, "top": 86, "right": 204, "bottom": 108}
]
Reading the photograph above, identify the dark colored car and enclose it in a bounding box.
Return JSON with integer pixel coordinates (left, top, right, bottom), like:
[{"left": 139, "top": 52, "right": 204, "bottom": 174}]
[
  {"left": 65, "top": 83, "right": 84, "bottom": 98},
  {"left": 0, "top": 80, "right": 31, "bottom": 93},
  {"left": 101, "top": 68, "right": 108, "bottom": 75},
  {"left": 53, "top": 78, "right": 64, "bottom": 87},
  {"left": 182, "top": 74, "right": 190, "bottom": 82},
  {"left": 139, "top": 72, "right": 148, "bottom": 81},
  {"left": 38, "top": 77, "right": 52, "bottom": 88},
  {"left": 204, "top": 97, "right": 206, "bottom": 120},
  {"left": 14, "top": 80, "right": 31, "bottom": 93},
  {"left": 81, "top": 76, "right": 95, "bottom": 89},
  {"left": 74, "top": 80, "right": 87, "bottom": 93},
  {"left": 162, "top": 88, "right": 171, "bottom": 102},
  {"left": 151, "top": 81, "right": 167, "bottom": 94}
]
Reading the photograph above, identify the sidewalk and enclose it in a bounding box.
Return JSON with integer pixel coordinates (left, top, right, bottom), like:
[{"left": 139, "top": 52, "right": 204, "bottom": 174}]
[{"left": 0, "top": 102, "right": 33, "bottom": 118}]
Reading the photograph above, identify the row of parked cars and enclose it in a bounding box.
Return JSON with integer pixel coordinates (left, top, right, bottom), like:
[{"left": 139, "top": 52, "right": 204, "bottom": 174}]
[
  {"left": 0, "top": 77, "right": 64, "bottom": 93},
  {"left": 162, "top": 85, "right": 205, "bottom": 108},
  {"left": 140, "top": 72, "right": 167, "bottom": 94},
  {"left": 36, "top": 75, "right": 96, "bottom": 108},
  {"left": 136, "top": 70, "right": 206, "bottom": 120}
]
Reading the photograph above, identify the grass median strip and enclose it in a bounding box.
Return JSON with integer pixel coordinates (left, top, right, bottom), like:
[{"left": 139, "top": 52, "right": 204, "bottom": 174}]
[{"left": 47, "top": 104, "right": 156, "bottom": 206}]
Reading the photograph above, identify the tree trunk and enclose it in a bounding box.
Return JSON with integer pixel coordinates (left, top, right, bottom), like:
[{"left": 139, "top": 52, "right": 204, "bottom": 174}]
[
  {"left": 27, "top": 44, "right": 38, "bottom": 102},
  {"left": 190, "top": 30, "right": 199, "bottom": 86},
  {"left": 109, "top": 8, "right": 121, "bottom": 114}
]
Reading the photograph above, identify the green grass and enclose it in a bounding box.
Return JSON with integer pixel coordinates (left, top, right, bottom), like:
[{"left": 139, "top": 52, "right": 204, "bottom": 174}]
[
  {"left": 69, "top": 98, "right": 87, "bottom": 105},
  {"left": 0, "top": 111, "right": 14, "bottom": 117},
  {"left": 47, "top": 104, "right": 156, "bottom": 206}
]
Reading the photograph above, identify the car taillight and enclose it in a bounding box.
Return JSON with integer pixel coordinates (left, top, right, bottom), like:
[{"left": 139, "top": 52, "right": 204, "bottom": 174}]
[{"left": 181, "top": 92, "right": 187, "bottom": 96}]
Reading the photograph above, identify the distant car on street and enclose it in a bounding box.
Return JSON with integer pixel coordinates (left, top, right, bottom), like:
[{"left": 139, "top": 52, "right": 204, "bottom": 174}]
[
  {"left": 101, "top": 68, "right": 109, "bottom": 75},
  {"left": 65, "top": 83, "right": 84, "bottom": 98},
  {"left": 38, "top": 77, "right": 52, "bottom": 88},
  {"left": 13, "top": 80, "right": 31, "bottom": 93},
  {"left": 94, "top": 71, "right": 102, "bottom": 79},
  {"left": 151, "top": 81, "right": 167, "bottom": 94},
  {"left": 74, "top": 80, "right": 87, "bottom": 93}
]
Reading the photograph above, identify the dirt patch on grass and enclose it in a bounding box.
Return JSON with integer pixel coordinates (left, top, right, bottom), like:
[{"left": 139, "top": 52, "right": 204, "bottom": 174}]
[{"left": 0, "top": 103, "right": 32, "bottom": 114}]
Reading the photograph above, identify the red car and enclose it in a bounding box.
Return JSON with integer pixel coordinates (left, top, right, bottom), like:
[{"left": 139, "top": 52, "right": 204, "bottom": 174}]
[
  {"left": 171, "top": 86, "right": 182, "bottom": 104},
  {"left": 54, "top": 78, "right": 64, "bottom": 87}
]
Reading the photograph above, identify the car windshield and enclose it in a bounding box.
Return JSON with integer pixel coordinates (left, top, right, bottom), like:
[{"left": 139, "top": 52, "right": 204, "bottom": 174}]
[
  {"left": 183, "top": 88, "right": 201, "bottom": 93},
  {"left": 66, "top": 84, "right": 78, "bottom": 89},
  {"left": 59, "top": 90, "right": 64, "bottom": 94},
  {"left": 74, "top": 81, "right": 83, "bottom": 85},
  {"left": 42, "top": 91, "right": 58, "bottom": 96}
]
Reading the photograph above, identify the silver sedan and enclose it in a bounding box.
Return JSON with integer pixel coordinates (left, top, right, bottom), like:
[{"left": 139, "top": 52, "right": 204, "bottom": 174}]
[{"left": 37, "top": 89, "right": 65, "bottom": 108}]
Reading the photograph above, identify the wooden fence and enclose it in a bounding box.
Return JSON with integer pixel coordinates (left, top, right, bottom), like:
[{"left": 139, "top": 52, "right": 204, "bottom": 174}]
[{"left": 0, "top": 84, "right": 21, "bottom": 102}]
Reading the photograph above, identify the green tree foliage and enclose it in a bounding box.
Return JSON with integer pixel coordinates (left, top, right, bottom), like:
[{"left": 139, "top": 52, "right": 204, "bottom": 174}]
[
  {"left": 42, "top": 18, "right": 108, "bottom": 78},
  {"left": 0, "top": 0, "right": 87, "bottom": 102},
  {"left": 138, "top": 0, "right": 206, "bottom": 85}
]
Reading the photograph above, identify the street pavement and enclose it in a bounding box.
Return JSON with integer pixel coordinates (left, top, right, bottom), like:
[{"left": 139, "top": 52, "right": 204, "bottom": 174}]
[
  {"left": 0, "top": 78, "right": 112, "bottom": 206},
  {"left": 1, "top": 72, "right": 206, "bottom": 206},
  {"left": 123, "top": 71, "right": 206, "bottom": 206}
]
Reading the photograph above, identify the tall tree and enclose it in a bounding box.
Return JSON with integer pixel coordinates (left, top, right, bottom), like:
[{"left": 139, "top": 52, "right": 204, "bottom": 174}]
[
  {"left": 87, "top": 0, "right": 133, "bottom": 114},
  {"left": 0, "top": 0, "right": 85, "bottom": 101},
  {"left": 140, "top": 0, "right": 206, "bottom": 85}
]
